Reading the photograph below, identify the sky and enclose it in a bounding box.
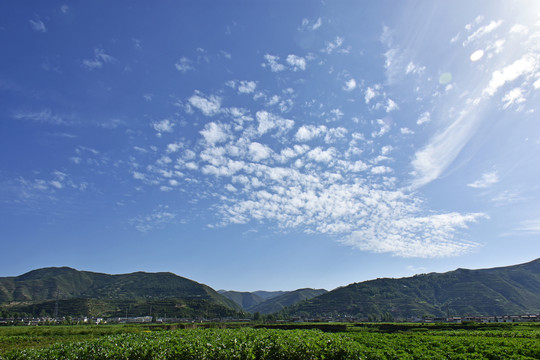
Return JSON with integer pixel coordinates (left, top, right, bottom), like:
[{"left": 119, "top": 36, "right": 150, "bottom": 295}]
[{"left": 1, "top": 1, "right": 540, "bottom": 292}]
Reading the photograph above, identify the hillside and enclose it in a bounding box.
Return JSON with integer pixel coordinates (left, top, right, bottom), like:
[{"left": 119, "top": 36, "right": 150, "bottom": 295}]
[
  {"left": 218, "top": 291, "right": 265, "bottom": 310},
  {"left": 219, "top": 289, "right": 327, "bottom": 314},
  {"left": 252, "top": 291, "right": 287, "bottom": 300},
  {"left": 0, "top": 267, "right": 243, "bottom": 318},
  {"left": 284, "top": 258, "right": 540, "bottom": 319},
  {"left": 249, "top": 288, "right": 327, "bottom": 314}
]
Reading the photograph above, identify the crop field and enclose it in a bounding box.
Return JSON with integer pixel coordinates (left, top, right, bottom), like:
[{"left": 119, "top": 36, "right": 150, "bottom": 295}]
[{"left": 0, "top": 323, "right": 539, "bottom": 359}]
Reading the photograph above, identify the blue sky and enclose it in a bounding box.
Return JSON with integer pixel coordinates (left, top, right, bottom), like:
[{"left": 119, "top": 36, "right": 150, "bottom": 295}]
[{"left": 1, "top": 1, "right": 539, "bottom": 292}]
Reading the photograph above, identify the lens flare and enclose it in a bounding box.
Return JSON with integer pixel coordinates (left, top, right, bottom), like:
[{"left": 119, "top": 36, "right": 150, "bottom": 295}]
[
  {"left": 470, "top": 50, "right": 484, "bottom": 61},
  {"left": 439, "top": 72, "right": 452, "bottom": 84}
]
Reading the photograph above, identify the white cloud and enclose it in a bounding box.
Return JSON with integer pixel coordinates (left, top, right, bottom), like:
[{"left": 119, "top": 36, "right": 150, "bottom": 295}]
[
  {"left": 262, "top": 54, "right": 285, "bottom": 72},
  {"left": 82, "top": 48, "right": 115, "bottom": 70},
  {"left": 325, "top": 127, "right": 348, "bottom": 143},
  {"left": 411, "top": 108, "right": 479, "bottom": 188},
  {"left": 130, "top": 207, "right": 176, "bottom": 233},
  {"left": 307, "top": 147, "right": 336, "bottom": 163},
  {"left": 266, "top": 95, "right": 280, "bottom": 106},
  {"left": 256, "top": 111, "right": 294, "bottom": 136},
  {"left": 174, "top": 57, "right": 194, "bottom": 73},
  {"left": 312, "top": 17, "right": 322, "bottom": 30},
  {"left": 364, "top": 86, "right": 378, "bottom": 104},
  {"left": 237, "top": 80, "right": 257, "bottom": 94},
  {"left": 405, "top": 62, "right": 425, "bottom": 75},
  {"left": 61, "top": 5, "right": 69, "bottom": 13},
  {"left": 286, "top": 54, "right": 306, "bottom": 71},
  {"left": 467, "top": 171, "right": 499, "bottom": 188},
  {"left": 371, "top": 166, "right": 392, "bottom": 174},
  {"left": 200, "top": 122, "right": 230, "bottom": 145},
  {"left": 295, "top": 125, "right": 327, "bottom": 142},
  {"left": 401, "top": 127, "right": 414, "bottom": 135},
  {"left": 321, "top": 36, "right": 345, "bottom": 54},
  {"left": 249, "top": 142, "right": 272, "bottom": 162},
  {"left": 300, "top": 17, "right": 322, "bottom": 31},
  {"left": 343, "top": 79, "right": 357, "bottom": 91},
  {"left": 188, "top": 92, "right": 222, "bottom": 116},
  {"left": 29, "top": 19, "right": 46, "bottom": 33},
  {"left": 408, "top": 48, "right": 537, "bottom": 190},
  {"left": 372, "top": 119, "right": 391, "bottom": 138},
  {"left": 381, "top": 145, "right": 393, "bottom": 155},
  {"left": 343, "top": 212, "right": 485, "bottom": 258},
  {"left": 329, "top": 109, "right": 344, "bottom": 121},
  {"left": 152, "top": 119, "right": 174, "bottom": 136},
  {"left": 510, "top": 24, "right": 528, "bottom": 35},
  {"left": 50, "top": 180, "right": 63, "bottom": 189},
  {"left": 385, "top": 99, "right": 399, "bottom": 113},
  {"left": 463, "top": 19, "right": 503, "bottom": 46},
  {"left": 512, "top": 219, "right": 540, "bottom": 234},
  {"left": 13, "top": 109, "right": 70, "bottom": 125},
  {"left": 416, "top": 111, "right": 431, "bottom": 125},
  {"left": 501, "top": 87, "right": 526, "bottom": 108},
  {"left": 166, "top": 142, "right": 183, "bottom": 153},
  {"left": 483, "top": 54, "right": 537, "bottom": 97},
  {"left": 222, "top": 184, "right": 236, "bottom": 193}
]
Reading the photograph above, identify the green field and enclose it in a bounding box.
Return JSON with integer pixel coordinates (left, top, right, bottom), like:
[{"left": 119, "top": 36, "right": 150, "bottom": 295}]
[{"left": 1, "top": 322, "right": 539, "bottom": 359}]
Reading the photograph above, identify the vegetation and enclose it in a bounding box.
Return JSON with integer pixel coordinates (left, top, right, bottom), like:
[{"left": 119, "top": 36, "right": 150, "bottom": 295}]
[
  {"left": 0, "top": 267, "right": 243, "bottom": 319},
  {"left": 249, "top": 288, "right": 327, "bottom": 314},
  {"left": 218, "top": 291, "right": 266, "bottom": 310},
  {"left": 1, "top": 322, "right": 539, "bottom": 359},
  {"left": 284, "top": 258, "right": 540, "bottom": 319},
  {"left": 2, "top": 259, "right": 539, "bottom": 320},
  {"left": 220, "top": 288, "right": 327, "bottom": 314}
]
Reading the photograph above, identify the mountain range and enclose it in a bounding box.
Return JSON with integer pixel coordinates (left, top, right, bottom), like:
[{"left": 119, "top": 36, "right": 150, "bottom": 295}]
[
  {"left": 1, "top": 258, "right": 539, "bottom": 319},
  {"left": 219, "top": 288, "right": 327, "bottom": 314},
  {"left": 0, "top": 267, "right": 243, "bottom": 318},
  {"left": 284, "top": 258, "right": 540, "bottom": 319}
]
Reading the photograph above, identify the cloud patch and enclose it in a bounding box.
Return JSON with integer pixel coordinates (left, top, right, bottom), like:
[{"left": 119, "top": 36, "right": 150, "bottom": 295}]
[
  {"left": 188, "top": 91, "right": 222, "bottom": 116},
  {"left": 286, "top": 55, "right": 306, "bottom": 71},
  {"left": 152, "top": 119, "right": 175, "bottom": 136},
  {"left": 82, "top": 48, "right": 115, "bottom": 70},
  {"left": 29, "top": 18, "right": 46, "bottom": 33},
  {"left": 468, "top": 171, "right": 499, "bottom": 188},
  {"left": 175, "top": 57, "right": 195, "bottom": 73}
]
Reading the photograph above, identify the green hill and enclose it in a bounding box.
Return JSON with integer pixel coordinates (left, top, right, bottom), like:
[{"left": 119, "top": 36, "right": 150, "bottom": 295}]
[
  {"left": 252, "top": 291, "right": 287, "bottom": 300},
  {"left": 218, "top": 291, "right": 265, "bottom": 310},
  {"left": 0, "top": 267, "right": 243, "bottom": 318},
  {"left": 218, "top": 289, "right": 327, "bottom": 314},
  {"left": 284, "top": 258, "right": 540, "bottom": 319},
  {"left": 249, "top": 288, "right": 327, "bottom": 314}
]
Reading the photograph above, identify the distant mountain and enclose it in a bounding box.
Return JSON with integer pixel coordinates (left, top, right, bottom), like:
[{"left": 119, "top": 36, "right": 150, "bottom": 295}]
[
  {"left": 250, "top": 288, "right": 327, "bottom": 314},
  {"left": 218, "top": 291, "right": 265, "bottom": 310},
  {"left": 219, "top": 289, "right": 327, "bottom": 314},
  {"left": 284, "top": 258, "right": 540, "bottom": 319},
  {"left": 252, "top": 291, "right": 287, "bottom": 300},
  {"left": 0, "top": 267, "right": 243, "bottom": 318}
]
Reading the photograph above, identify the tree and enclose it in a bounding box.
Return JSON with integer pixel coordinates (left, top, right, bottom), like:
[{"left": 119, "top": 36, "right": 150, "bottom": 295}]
[{"left": 253, "top": 312, "right": 262, "bottom": 322}]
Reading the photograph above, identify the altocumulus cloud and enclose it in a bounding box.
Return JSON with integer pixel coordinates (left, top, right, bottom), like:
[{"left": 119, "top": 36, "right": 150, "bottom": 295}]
[{"left": 131, "top": 96, "right": 486, "bottom": 257}]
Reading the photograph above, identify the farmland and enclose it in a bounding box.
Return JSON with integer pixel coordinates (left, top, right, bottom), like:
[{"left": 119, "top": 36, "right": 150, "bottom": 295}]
[{"left": 1, "top": 322, "right": 539, "bottom": 359}]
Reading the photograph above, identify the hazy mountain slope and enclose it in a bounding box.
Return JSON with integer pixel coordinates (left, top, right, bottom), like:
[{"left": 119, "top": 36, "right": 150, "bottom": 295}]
[
  {"left": 252, "top": 291, "right": 287, "bottom": 300},
  {"left": 249, "top": 288, "right": 327, "bottom": 314},
  {"left": 284, "top": 258, "right": 540, "bottom": 319},
  {"left": 0, "top": 267, "right": 243, "bottom": 317},
  {"left": 218, "top": 291, "right": 265, "bottom": 310}
]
